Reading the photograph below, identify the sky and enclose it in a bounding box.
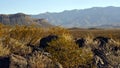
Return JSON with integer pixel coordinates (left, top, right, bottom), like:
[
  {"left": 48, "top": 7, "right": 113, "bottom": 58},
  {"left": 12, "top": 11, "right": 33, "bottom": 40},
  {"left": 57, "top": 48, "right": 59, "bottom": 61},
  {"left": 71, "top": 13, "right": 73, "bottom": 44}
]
[{"left": 0, "top": 0, "right": 120, "bottom": 14}]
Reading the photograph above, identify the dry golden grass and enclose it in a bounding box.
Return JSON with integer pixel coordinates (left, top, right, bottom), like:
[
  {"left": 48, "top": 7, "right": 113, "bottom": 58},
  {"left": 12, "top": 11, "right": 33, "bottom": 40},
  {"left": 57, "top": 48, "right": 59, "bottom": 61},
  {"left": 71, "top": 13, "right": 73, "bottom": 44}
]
[
  {"left": 48, "top": 26, "right": 70, "bottom": 35},
  {"left": 69, "top": 28, "right": 120, "bottom": 40},
  {"left": 28, "top": 51, "right": 56, "bottom": 68},
  {"left": 8, "top": 25, "right": 45, "bottom": 45},
  {"left": 0, "top": 25, "right": 44, "bottom": 56}
]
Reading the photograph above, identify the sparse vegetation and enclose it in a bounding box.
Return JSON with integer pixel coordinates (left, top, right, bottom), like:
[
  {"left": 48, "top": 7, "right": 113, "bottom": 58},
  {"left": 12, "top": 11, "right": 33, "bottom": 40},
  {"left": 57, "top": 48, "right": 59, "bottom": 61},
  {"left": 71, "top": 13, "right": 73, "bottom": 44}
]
[{"left": 0, "top": 24, "right": 120, "bottom": 68}]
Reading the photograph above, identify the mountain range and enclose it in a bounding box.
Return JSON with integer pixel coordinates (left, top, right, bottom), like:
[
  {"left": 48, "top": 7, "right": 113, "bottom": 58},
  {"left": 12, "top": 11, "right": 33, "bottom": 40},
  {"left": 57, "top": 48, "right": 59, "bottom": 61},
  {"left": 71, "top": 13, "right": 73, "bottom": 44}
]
[
  {"left": 0, "top": 6, "right": 120, "bottom": 28},
  {"left": 32, "top": 6, "right": 120, "bottom": 28}
]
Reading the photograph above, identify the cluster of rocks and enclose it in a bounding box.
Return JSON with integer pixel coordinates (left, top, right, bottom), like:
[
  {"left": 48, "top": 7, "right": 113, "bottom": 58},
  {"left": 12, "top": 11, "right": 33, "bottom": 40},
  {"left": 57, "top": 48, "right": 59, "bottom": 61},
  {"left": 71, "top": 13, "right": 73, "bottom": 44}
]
[
  {"left": 76, "top": 36, "right": 120, "bottom": 68},
  {"left": 0, "top": 35, "right": 62, "bottom": 68},
  {"left": 39, "top": 35, "right": 120, "bottom": 68}
]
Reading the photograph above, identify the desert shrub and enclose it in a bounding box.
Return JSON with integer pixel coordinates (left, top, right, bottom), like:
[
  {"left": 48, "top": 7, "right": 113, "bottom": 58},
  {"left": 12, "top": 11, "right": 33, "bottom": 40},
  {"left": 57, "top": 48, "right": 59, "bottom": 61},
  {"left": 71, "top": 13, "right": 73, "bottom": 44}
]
[
  {"left": 8, "top": 25, "right": 44, "bottom": 45},
  {"left": 0, "top": 44, "right": 10, "bottom": 57},
  {"left": 0, "top": 24, "right": 11, "bottom": 37},
  {"left": 2, "top": 37, "right": 32, "bottom": 56},
  {"left": 85, "top": 34, "right": 94, "bottom": 45},
  {"left": 45, "top": 34, "right": 93, "bottom": 67},
  {"left": 0, "top": 23, "right": 4, "bottom": 37},
  {"left": 28, "top": 51, "right": 56, "bottom": 68},
  {"left": 0, "top": 25, "right": 47, "bottom": 56}
]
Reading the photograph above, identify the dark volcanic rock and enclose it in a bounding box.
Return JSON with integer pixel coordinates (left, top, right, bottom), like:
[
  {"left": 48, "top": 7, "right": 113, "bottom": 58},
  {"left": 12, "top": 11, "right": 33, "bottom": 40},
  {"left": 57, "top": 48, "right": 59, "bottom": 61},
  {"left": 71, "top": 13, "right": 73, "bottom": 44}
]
[
  {"left": 93, "top": 36, "right": 111, "bottom": 47},
  {"left": 75, "top": 38, "right": 86, "bottom": 47},
  {"left": 40, "top": 35, "right": 58, "bottom": 48},
  {"left": 93, "top": 49, "right": 110, "bottom": 68},
  {"left": 92, "top": 37, "right": 120, "bottom": 68},
  {"left": 0, "top": 57, "right": 10, "bottom": 68}
]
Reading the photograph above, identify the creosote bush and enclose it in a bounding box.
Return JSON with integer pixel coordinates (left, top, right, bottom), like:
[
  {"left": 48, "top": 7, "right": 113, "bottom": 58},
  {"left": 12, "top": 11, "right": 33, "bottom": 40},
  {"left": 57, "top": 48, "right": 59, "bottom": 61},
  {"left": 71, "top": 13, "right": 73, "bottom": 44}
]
[
  {"left": 9, "top": 25, "right": 45, "bottom": 45},
  {"left": 2, "top": 37, "right": 32, "bottom": 56},
  {"left": 46, "top": 33, "right": 93, "bottom": 67},
  {"left": 0, "top": 25, "right": 45, "bottom": 56}
]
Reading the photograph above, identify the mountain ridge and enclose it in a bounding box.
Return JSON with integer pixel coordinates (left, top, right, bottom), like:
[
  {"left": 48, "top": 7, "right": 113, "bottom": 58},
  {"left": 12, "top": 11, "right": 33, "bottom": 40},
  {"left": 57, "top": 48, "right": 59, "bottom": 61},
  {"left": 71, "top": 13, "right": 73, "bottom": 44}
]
[{"left": 32, "top": 6, "right": 120, "bottom": 28}]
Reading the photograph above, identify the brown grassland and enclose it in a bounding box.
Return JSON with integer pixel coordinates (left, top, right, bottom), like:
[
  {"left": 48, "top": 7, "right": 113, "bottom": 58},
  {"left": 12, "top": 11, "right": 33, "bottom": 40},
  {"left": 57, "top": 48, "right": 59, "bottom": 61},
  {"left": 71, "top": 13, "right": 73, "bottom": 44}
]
[{"left": 69, "top": 28, "right": 120, "bottom": 40}]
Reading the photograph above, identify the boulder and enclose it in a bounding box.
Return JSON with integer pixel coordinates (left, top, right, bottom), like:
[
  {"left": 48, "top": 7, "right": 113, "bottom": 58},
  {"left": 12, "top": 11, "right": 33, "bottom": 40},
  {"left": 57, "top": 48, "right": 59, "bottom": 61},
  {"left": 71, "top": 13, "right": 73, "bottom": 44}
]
[
  {"left": 93, "top": 36, "right": 111, "bottom": 47},
  {"left": 93, "top": 49, "right": 110, "bottom": 68},
  {"left": 75, "top": 38, "right": 86, "bottom": 47},
  {"left": 0, "top": 57, "right": 10, "bottom": 68},
  {"left": 40, "top": 35, "right": 58, "bottom": 48}
]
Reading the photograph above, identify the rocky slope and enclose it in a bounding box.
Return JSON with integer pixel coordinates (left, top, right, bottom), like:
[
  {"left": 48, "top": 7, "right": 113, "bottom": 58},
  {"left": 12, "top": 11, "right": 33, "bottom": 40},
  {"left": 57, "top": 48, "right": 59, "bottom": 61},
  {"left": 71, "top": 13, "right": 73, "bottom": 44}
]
[{"left": 0, "top": 13, "right": 53, "bottom": 27}]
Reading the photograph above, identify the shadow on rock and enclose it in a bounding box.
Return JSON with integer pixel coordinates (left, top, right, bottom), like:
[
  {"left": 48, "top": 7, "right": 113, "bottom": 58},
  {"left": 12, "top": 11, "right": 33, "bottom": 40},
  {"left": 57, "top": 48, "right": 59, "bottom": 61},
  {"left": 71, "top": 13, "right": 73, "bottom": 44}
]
[{"left": 75, "top": 38, "right": 86, "bottom": 47}]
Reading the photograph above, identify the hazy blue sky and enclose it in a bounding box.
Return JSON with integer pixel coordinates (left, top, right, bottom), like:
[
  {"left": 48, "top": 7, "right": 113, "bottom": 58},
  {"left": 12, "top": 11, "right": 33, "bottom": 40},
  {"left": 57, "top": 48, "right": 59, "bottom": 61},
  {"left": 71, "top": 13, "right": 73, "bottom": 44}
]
[{"left": 0, "top": 0, "right": 120, "bottom": 14}]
